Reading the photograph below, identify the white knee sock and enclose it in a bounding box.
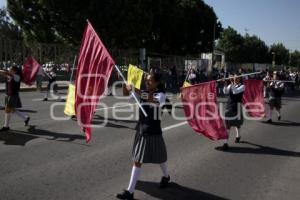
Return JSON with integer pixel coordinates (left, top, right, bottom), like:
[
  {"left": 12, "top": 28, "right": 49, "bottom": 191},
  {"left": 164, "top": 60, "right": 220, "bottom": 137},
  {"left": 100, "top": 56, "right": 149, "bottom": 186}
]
[
  {"left": 268, "top": 109, "right": 273, "bottom": 120},
  {"left": 225, "top": 129, "right": 230, "bottom": 144},
  {"left": 4, "top": 113, "right": 11, "bottom": 127},
  {"left": 276, "top": 110, "right": 281, "bottom": 117},
  {"left": 127, "top": 166, "right": 141, "bottom": 194},
  {"left": 235, "top": 127, "right": 240, "bottom": 138},
  {"left": 160, "top": 163, "right": 169, "bottom": 178},
  {"left": 14, "top": 110, "right": 28, "bottom": 121}
]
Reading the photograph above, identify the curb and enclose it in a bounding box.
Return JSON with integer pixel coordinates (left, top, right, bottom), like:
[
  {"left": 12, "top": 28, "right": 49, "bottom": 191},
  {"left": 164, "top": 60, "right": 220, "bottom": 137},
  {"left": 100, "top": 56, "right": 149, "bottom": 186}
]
[{"left": 0, "top": 86, "right": 69, "bottom": 93}]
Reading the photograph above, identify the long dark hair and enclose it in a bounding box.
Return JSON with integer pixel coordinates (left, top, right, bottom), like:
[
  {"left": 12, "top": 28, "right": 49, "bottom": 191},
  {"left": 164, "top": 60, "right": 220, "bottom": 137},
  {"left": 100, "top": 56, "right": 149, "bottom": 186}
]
[{"left": 11, "top": 65, "right": 22, "bottom": 78}]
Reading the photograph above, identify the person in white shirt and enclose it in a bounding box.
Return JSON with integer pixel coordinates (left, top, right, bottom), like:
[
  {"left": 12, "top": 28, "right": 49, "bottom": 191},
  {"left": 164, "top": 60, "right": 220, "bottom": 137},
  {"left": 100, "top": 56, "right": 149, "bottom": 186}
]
[{"left": 222, "top": 73, "right": 245, "bottom": 150}]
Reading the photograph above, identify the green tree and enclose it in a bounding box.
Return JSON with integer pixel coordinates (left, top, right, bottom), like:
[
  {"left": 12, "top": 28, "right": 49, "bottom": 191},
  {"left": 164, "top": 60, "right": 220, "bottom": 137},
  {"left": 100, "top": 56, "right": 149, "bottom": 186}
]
[
  {"left": 243, "top": 34, "right": 269, "bottom": 63},
  {"left": 269, "top": 43, "right": 290, "bottom": 65},
  {"left": 0, "top": 7, "right": 22, "bottom": 40},
  {"left": 7, "top": 0, "right": 221, "bottom": 55},
  {"left": 291, "top": 50, "right": 300, "bottom": 68},
  {"left": 216, "top": 26, "right": 244, "bottom": 62}
]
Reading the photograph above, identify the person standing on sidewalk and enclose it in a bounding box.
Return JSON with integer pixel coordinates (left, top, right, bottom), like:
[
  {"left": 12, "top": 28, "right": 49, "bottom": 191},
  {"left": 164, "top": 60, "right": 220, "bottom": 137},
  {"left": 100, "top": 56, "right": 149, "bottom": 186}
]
[{"left": 0, "top": 65, "right": 30, "bottom": 132}]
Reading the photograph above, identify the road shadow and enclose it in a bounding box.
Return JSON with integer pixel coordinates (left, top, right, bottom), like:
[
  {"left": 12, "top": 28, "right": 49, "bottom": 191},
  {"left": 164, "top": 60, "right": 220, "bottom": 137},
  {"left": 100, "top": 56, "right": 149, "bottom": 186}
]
[
  {"left": 16, "top": 109, "right": 38, "bottom": 113},
  {"left": 261, "top": 120, "right": 300, "bottom": 126},
  {"left": 0, "top": 131, "right": 38, "bottom": 146},
  {"left": 0, "top": 125, "right": 85, "bottom": 146},
  {"left": 92, "top": 120, "right": 135, "bottom": 130},
  {"left": 94, "top": 115, "right": 138, "bottom": 124},
  {"left": 136, "top": 181, "right": 229, "bottom": 200},
  {"left": 215, "top": 141, "right": 300, "bottom": 157}
]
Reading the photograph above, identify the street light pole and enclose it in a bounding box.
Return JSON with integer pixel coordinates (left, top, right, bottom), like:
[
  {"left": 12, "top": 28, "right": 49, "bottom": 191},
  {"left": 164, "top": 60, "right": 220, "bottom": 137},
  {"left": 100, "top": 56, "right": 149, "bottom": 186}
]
[{"left": 272, "top": 52, "right": 276, "bottom": 68}]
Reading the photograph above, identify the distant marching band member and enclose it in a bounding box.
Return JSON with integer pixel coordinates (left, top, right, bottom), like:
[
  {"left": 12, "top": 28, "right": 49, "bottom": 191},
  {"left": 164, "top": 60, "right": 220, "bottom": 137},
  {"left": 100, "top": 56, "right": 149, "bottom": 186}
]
[
  {"left": 266, "top": 71, "right": 285, "bottom": 123},
  {"left": 222, "top": 73, "right": 245, "bottom": 150},
  {"left": 43, "top": 67, "right": 61, "bottom": 101},
  {"left": 0, "top": 65, "right": 30, "bottom": 132},
  {"left": 263, "top": 71, "right": 272, "bottom": 98},
  {"left": 117, "top": 73, "right": 170, "bottom": 200}
]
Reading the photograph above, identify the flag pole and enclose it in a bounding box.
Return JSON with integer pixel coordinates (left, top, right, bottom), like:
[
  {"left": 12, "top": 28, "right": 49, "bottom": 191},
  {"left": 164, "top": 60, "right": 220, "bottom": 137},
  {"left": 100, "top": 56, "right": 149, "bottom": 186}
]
[
  {"left": 69, "top": 55, "right": 77, "bottom": 83},
  {"left": 263, "top": 80, "right": 295, "bottom": 83},
  {"left": 184, "top": 66, "right": 193, "bottom": 83},
  {"left": 216, "top": 71, "right": 262, "bottom": 82},
  {"left": 114, "top": 65, "right": 148, "bottom": 117}
]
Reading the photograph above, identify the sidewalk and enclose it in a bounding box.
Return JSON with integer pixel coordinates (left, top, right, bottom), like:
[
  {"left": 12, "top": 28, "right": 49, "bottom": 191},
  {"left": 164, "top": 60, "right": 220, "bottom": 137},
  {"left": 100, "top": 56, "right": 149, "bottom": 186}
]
[{"left": 0, "top": 81, "right": 70, "bottom": 92}]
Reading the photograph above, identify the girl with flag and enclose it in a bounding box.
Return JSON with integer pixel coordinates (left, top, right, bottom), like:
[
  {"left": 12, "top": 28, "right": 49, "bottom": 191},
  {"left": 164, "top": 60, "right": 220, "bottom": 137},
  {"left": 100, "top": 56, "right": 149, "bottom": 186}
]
[
  {"left": 222, "top": 73, "right": 245, "bottom": 150},
  {"left": 266, "top": 71, "right": 285, "bottom": 123},
  {"left": 117, "top": 73, "right": 170, "bottom": 200},
  {"left": 0, "top": 65, "right": 30, "bottom": 132}
]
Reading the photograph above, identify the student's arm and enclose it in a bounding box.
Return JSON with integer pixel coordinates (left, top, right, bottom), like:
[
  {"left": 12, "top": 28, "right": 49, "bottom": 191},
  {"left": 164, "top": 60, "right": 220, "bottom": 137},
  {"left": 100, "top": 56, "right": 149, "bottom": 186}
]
[
  {"left": 231, "top": 84, "right": 245, "bottom": 94},
  {"left": 0, "top": 69, "right": 9, "bottom": 77},
  {"left": 223, "top": 84, "right": 231, "bottom": 95}
]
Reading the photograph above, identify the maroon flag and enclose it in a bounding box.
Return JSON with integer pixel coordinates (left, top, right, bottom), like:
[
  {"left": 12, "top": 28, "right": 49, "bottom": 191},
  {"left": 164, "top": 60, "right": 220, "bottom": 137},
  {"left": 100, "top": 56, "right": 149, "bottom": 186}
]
[
  {"left": 22, "top": 56, "right": 40, "bottom": 86},
  {"left": 243, "top": 79, "right": 265, "bottom": 118},
  {"left": 75, "top": 21, "right": 115, "bottom": 142},
  {"left": 181, "top": 81, "right": 228, "bottom": 141}
]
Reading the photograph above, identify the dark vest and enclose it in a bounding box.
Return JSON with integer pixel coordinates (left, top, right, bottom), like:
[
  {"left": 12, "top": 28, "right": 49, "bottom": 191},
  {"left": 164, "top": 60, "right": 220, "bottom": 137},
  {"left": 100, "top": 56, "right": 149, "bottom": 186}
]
[
  {"left": 226, "top": 84, "right": 244, "bottom": 112},
  {"left": 6, "top": 76, "right": 21, "bottom": 96},
  {"left": 269, "top": 82, "right": 284, "bottom": 98},
  {"left": 137, "top": 88, "right": 165, "bottom": 136}
]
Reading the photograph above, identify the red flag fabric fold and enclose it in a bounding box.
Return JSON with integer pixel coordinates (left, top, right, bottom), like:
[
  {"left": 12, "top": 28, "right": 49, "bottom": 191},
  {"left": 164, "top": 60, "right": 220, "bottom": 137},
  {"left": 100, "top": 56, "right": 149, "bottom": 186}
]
[
  {"left": 75, "top": 22, "right": 115, "bottom": 142},
  {"left": 242, "top": 79, "right": 265, "bottom": 118},
  {"left": 22, "top": 57, "right": 40, "bottom": 86},
  {"left": 181, "top": 81, "right": 228, "bottom": 141}
]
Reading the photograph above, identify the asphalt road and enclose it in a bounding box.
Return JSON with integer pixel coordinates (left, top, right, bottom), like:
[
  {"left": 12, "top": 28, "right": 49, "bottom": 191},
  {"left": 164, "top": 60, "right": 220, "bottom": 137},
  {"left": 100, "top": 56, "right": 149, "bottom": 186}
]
[{"left": 0, "top": 89, "right": 299, "bottom": 200}]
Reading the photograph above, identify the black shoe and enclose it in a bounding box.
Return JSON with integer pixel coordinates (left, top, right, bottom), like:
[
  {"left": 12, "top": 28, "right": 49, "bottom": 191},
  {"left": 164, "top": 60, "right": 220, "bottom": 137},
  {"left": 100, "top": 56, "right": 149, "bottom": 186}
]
[
  {"left": 222, "top": 143, "right": 229, "bottom": 151},
  {"left": 0, "top": 127, "right": 10, "bottom": 132},
  {"left": 24, "top": 117, "right": 30, "bottom": 126},
  {"left": 267, "top": 119, "right": 272, "bottom": 123},
  {"left": 43, "top": 98, "right": 48, "bottom": 101},
  {"left": 116, "top": 190, "right": 134, "bottom": 200},
  {"left": 235, "top": 137, "right": 241, "bottom": 143},
  {"left": 159, "top": 176, "right": 170, "bottom": 188},
  {"left": 278, "top": 115, "right": 281, "bottom": 121}
]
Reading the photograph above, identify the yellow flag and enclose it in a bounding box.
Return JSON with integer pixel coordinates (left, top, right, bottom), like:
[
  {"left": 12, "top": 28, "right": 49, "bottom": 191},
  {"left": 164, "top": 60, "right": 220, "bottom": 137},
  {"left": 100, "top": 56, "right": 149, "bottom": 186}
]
[
  {"left": 127, "top": 64, "right": 144, "bottom": 89},
  {"left": 182, "top": 81, "right": 191, "bottom": 88},
  {"left": 64, "top": 84, "right": 76, "bottom": 116}
]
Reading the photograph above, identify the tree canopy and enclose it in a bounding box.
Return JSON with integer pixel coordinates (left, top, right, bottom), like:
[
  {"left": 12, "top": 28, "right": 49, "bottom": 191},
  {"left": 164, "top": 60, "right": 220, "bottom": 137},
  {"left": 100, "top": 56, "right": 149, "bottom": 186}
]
[
  {"left": 216, "top": 27, "right": 300, "bottom": 66},
  {"left": 0, "top": 7, "right": 21, "bottom": 40},
  {"left": 7, "top": 0, "right": 222, "bottom": 55}
]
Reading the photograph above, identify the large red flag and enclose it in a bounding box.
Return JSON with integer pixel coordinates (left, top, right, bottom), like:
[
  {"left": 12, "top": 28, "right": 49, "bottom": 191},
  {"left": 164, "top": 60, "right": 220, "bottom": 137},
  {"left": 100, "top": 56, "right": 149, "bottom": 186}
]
[
  {"left": 75, "top": 21, "right": 115, "bottom": 142},
  {"left": 181, "top": 81, "right": 228, "bottom": 141},
  {"left": 22, "top": 56, "right": 40, "bottom": 86},
  {"left": 243, "top": 79, "right": 265, "bottom": 118}
]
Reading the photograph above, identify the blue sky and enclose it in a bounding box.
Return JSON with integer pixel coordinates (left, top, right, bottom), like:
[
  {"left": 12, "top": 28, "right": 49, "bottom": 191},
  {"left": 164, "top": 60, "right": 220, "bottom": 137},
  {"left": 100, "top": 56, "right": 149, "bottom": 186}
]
[
  {"left": 0, "top": 0, "right": 5, "bottom": 8},
  {"left": 204, "top": 0, "right": 300, "bottom": 51},
  {"left": 1, "top": 0, "right": 299, "bottom": 51}
]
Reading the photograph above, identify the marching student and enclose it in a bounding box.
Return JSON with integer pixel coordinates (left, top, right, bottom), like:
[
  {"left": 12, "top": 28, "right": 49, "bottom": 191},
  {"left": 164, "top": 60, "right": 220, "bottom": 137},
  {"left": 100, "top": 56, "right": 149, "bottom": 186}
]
[
  {"left": 116, "top": 73, "right": 170, "bottom": 200},
  {"left": 43, "top": 66, "right": 62, "bottom": 101},
  {"left": 222, "top": 73, "right": 245, "bottom": 150},
  {"left": 266, "top": 71, "right": 285, "bottom": 123},
  {"left": 263, "top": 71, "right": 272, "bottom": 98},
  {"left": 0, "top": 65, "right": 30, "bottom": 132}
]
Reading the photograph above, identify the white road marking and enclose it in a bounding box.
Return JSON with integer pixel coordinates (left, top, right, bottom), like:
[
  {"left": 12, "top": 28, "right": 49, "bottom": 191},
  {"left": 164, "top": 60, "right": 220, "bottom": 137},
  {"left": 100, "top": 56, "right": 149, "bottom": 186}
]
[
  {"left": 95, "top": 103, "right": 137, "bottom": 111},
  {"left": 162, "top": 121, "right": 188, "bottom": 131}
]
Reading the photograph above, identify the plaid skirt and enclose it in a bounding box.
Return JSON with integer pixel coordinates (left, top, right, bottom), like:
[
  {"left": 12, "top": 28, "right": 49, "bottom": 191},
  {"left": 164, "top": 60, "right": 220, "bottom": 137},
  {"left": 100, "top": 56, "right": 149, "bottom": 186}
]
[
  {"left": 5, "top": 95, "right": 22, "bottom": 109},
  {"left": 225, "top": 110, "right": 244, "bottom": 128},
  {"left": 132, "top": 133, "right": 167, "bottom": 164},
  {"left": 269, "top": 97, "right": 281, "bottom": 109}
]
